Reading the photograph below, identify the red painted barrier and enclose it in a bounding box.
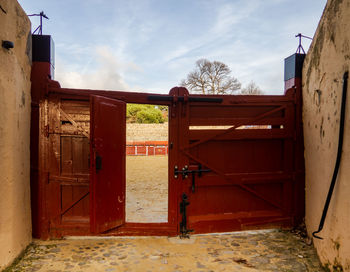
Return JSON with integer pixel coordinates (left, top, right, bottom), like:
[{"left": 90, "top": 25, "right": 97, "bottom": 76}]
[{"left": 126, "top": 141, "right": 168, "bottom": 156}]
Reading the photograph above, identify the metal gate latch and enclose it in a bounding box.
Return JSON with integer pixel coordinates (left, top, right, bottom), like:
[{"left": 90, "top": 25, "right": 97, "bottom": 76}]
[
  {"left": 174, "top": 164, "right": 211, "bottom": 193},
  {"left": 95, "top": 153, "right": 102, "bottom": 172},
  {"left": 179, "top": 193, "right": 193, "bottom": 238}
]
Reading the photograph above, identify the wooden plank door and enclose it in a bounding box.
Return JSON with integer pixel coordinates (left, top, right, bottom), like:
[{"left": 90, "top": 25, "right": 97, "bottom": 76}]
[{"left": 90, "top": 95, "right": 126, "bottom": 233}]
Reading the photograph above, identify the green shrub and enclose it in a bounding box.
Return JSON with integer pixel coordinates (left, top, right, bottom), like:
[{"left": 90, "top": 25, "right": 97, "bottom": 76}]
[{"left": 127, "top": 104, "right": 167, "bottom": 123}]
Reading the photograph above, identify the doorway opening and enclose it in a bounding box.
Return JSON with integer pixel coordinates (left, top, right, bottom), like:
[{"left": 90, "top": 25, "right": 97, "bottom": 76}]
[{"left": 125, "top": 104, "right": 169, "bottom": 223}]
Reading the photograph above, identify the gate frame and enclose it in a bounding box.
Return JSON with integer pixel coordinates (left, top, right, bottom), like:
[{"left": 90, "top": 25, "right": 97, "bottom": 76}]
[{"left": 31, "top": 61, "right": 304, "bottom": 239}]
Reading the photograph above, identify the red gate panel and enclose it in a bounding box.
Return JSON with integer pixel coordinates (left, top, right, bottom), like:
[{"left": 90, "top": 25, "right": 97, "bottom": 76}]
[
  {"left": 90, "top": 95, "right": 126, "bottom": 234},
  {"left": 173, "top": 87, "right": 303, "bottom": 234}
]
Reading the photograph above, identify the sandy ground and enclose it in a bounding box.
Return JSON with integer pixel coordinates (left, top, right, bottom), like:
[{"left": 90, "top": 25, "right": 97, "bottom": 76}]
[
  {"left": 126, "top": 156, "right": 168, "bottom": 223},
  {"left": 7, "top": 230, "right": 324, "bottom": 271}
]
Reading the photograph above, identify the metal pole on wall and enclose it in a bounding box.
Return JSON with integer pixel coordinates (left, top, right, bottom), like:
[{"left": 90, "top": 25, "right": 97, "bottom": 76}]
[{"left": 28, "top": 11, "right": 49, "bottom": 35}]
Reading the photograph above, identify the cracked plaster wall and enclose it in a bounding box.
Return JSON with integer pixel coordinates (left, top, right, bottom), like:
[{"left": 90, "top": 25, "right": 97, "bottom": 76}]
[
  {"left": 303, "top": 0, "right": 350, "bottom": 270},
  {"left": 0, "top": 0, "right": 32, "bottom": 270}
]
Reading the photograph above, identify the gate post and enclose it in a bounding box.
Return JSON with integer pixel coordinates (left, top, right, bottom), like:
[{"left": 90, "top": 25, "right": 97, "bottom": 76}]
[
  {"left": 31, "top": 35, "right": 57, "bottom": 239},
  {"left": 284, "top": 53, "right": 305, "bottom": 92},
  {"left": 284, "top": 53, "right": 306, "bottom": 225}
]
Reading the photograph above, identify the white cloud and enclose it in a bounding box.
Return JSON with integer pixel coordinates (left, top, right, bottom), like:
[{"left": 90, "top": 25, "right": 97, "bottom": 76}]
[
  {"left": 210, "top": 1, "right": 260, "bottom": 36},
  {"left": 55, "top": 46, "right": 141, "bottom": 91},
  {"left": 159, "top": 1, "right": 261, "bottom": 65},
  {"left": 25, "top": 0, "right": 327, "bottom": 95}
]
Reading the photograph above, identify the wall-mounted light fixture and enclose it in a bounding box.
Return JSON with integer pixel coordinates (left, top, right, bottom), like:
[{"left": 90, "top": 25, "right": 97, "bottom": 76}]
[{"left": 2, "top": 40, "right": 14, "bottom": 50}]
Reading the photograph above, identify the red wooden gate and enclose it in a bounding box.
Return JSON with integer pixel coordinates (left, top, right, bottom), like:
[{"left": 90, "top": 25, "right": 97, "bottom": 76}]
[
  {"left": 90, "top": 96, "right": 126, "bottom": 233},
  {"left": 169, "top": 87, "right": 304, "bottom": 235},
  {"left": 31, "top": 75, "right": 304, "bottom": 238}
]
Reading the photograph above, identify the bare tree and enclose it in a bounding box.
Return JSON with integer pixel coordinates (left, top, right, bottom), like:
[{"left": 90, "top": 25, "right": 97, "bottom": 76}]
[
  {"left": 240, "top": 81, "right": 264, "bottom": 95},
  {"left": 180, "top": 59, "right": 241, "bottom": 95}
]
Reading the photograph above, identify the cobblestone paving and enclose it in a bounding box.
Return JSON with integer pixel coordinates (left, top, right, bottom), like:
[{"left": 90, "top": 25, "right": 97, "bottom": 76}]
[{"left": 5, "top": 230, "right": 324, "bottom": 272}]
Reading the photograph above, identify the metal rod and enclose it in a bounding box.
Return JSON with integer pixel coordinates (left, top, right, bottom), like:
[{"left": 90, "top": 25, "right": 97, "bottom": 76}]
[
  {"left": 40, "top": 15, "right": 42, "bottom": 34},
  {"left": 28, "top": 11, "right": 48, "bottom": 35},
  {"left": 295, "top": 33, "right": 312, "bottom": 54},
  {"left": 148, "top": 95, "right": 223, "bottom": 103}
]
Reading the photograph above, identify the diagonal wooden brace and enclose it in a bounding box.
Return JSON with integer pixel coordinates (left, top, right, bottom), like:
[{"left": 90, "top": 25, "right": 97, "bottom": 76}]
[{"left": 59, "top": 108, "right": 90, "bottom": 138}]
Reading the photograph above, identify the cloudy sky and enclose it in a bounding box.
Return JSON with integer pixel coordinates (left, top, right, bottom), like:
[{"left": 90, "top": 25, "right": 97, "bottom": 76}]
[{"left": 19, "top": 0, "right": 327, "bottom": 95}]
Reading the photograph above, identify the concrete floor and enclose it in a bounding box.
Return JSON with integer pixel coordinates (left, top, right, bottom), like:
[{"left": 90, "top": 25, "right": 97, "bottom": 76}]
[{"left": 6, "top": 229, "right": 324, "bottom": 272}]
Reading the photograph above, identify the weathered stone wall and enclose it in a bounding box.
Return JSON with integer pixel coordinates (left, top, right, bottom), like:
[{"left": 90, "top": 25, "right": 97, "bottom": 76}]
[
  {"left": 0, "top": 0, "right": 32, "bottom": 269},
  {"left": 303, "top": 0, "right": 350, "bottom": 270},
  {"left": 126, "top": 123, "right": 168, "bottom": 142}
]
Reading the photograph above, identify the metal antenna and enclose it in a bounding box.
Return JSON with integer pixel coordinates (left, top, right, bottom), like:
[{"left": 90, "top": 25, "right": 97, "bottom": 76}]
[
  {"left": 295, "top": 33, "right": 313, "bottom": 54},
  {"left": 28, "top": 11, "right": 49, "bottom": 35}
]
